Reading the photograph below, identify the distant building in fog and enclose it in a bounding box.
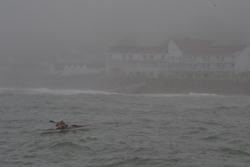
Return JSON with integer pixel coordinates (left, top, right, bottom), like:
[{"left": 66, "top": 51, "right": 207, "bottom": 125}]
[
  {"left": 106, "top": 38, "right": 250, "bottom": 77},
  {"left": 168, "top": 38, "right": 249, "bottom": 77},
  {"left": 0, "top": 54, "right": 54, "bottom": 74},
  {"left": 49, "top": 63, "right": 104, "bottom": 76},
  {"left": 106, "top": 46, "right": 168, "bottom": 77},
  {"left": 49, "top": 46, "right": 106, "bottom": 76}
]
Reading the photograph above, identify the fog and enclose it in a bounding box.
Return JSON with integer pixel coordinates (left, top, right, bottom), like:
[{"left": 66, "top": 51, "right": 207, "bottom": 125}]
[{"left": 0, "top": 0, "right": 250, "bottom": 56}]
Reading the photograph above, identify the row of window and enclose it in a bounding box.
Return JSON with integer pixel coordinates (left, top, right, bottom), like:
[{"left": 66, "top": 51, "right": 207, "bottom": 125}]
[
  {"left": 171, "top": 56, "right": 234, "bottom": 62},
  {"left": 108, "top": 55, "right": 234, "bottom": 62},
  {"left": 188, "top": 56, "right": 234, "bottom": 62},
  {"left": 188, "top": 64, "right": 234, "bottom": 69},
  {"left": 128, "top": 71, "right": 154, "bottom": 76},
  {"left": 108, "top": 54, "right": 166, "bottom": 60}
]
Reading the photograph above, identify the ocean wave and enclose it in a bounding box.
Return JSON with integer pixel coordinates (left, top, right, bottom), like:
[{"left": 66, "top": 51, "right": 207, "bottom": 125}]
[
  {"left": 188, "top": 127, "right": 208, "bottom": 134},
  {"left": 50, "top": 141, "right": 84, "bottom": 149},
  {"left": 0, "top": 87, "right": 225, "bottom": 97},
  {"left": 216, "top": 106, "right": 239, "bottom": 110},
  {"left": 92, "top": 156, "right": 158, "bottom": 167},
  {"left": 218, "top": 148, "right": 250, "bottom": 157},
  {"left": 200, "top": 135, "right": 220, "bottom": 141},
  {"left": 134, "top": 92, "right": 220, "bottom": 98},
  {"left": 0, "top": 88, "right": 118, "bottom": 96}
]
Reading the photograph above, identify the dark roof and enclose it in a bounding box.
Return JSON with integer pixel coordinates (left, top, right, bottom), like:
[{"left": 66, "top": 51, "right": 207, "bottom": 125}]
[
  {"left": 58, "top": 53, "right": 84, "bottom": 59},
  {"left": 211, "top": 45, "right": 247, "bottom": 54},
  {"left": 173, "top": 39, "right": 246, "bottom": 54},
  {"left": 52, "top": 63, "right": 85, "bottom": 69},
  {"left": 52, "top": 62, "right": 105, "bottom": 69},
  {"left": 108, "top": 46, "right": 168, "bottom": 54}
]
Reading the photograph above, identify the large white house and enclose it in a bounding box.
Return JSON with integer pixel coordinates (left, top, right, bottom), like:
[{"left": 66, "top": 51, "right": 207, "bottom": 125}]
[
  {"left": 168, "top": 39, "right": 249, "bottom": 77},
  {"left": 49, "top": 46, "right": 106, "bottom": 76},
  {"left": 49, "top": 63, "right": 105, "bottom": 76},
  {"left": 106, "top": 46, "right": 168, "bottom": 77},
  {"left": 106, "top": 39, "right": 250, "bottom": 77}
]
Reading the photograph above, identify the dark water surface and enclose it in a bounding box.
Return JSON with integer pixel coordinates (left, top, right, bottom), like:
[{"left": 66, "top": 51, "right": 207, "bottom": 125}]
[{"left": 1, "top": 88, "right": 250, "bottom": 167}]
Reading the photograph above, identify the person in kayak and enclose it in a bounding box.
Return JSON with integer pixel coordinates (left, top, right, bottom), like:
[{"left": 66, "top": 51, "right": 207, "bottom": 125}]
[{"left": 56, "top": 120, "right": 68, "bottom": 129}]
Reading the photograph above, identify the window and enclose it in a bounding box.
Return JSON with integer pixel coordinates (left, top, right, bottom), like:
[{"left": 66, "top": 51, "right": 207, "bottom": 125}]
[
  {"left": 129, "top": 62, "right": 135, "bottom": 67},
  {"left": 204, "top": 56, "right": 210, "bottom": 61},
  {"left": 129, "top": 55, "right": 133, "bottom": 60},
  {"left": 189, "top": 64, "right": 196, "bottom": 69},
  {"left": 217, "top": 64, "right": 224, "bottom": 69},
  {"left": 150, "top": 55, "right": 154, "bottom": 60},
  {"left": 161, "top": 55, "right": 165, "bottom": 60},
  {"left": 203, "top": 64, "right": 208, "bottom": 69},
  {"left": 193, "top": 56, "right": 196, "bottom": 61},
  {"left": 160, "top": 63, "right": 167, "bottom": 68},
  {"left": 122, "top": 55, "right": 127, "bottom": 60},
  {"left": 221, "top": 56, "right": 224, "bottom": 61},
  {"left": 217, "top": 56, "right": 224, "bottom": 61}
]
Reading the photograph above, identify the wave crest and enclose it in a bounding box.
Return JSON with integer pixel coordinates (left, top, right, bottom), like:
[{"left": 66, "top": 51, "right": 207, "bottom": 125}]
[{"left": 0, "top": 88, "right": 117, "bottom": 95}]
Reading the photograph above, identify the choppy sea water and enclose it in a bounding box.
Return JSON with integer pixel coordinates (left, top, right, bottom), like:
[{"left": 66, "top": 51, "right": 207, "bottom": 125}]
[{"left": 0, "top": 88, "right": 250, "bottom": 167}]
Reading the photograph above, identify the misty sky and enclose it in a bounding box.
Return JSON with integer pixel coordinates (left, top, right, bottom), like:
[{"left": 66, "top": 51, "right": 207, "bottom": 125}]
[{"left": 0, "top": 0, "right": 250, "bottom": 56}]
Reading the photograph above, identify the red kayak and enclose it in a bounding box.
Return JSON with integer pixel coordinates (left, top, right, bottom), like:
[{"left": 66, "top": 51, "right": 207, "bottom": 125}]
[{"left": 38, "top": 124, "right": 89, "bottom": 133}]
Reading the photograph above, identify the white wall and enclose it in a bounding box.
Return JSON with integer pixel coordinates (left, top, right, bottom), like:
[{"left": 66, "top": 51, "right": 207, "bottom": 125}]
[
  {"left": 106, "top": 52, "right": 168, "bottom": 77},
  {"left": 168, "top": 40, "right": 183, "bottom": 59},
  {"left": 107, "top": 53, "right": 166, "bottom": 61},
  {"left": 235, "top": 46, "right": 250, "bottom": 74}
]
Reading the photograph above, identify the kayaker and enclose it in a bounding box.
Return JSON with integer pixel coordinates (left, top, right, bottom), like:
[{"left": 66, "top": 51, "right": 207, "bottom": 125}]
[{"left": 56, "top": 120, "right": 68, "bottom": 129}]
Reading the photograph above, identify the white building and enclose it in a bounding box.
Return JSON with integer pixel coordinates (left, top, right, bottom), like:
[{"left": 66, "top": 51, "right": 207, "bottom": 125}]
[
  {"left": 49, "top": 64, "right": 86, "bottom": 76},
  {"left": 169, "top": 39, "right": 249, "bottom": 77},
  {"left": 49, "top": 63, "right": 104, "bottom": 76},
  {"left": 106, "top": 39, "right": 250, "bottom": 77},
  {"left": 106, "top": 47, "right": 168, "bottom": 77},
  {"left": 235, "top": 45, "right": 250, "bottom": 74}
]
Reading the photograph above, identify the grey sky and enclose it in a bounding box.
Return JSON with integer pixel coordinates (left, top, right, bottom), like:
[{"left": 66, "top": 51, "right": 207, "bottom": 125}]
[{"left": 0, "top": 0, "right": 250, "bottom": 56}]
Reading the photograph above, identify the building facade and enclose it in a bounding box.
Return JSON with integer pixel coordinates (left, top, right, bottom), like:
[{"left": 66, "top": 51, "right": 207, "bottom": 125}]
[
  {"left": 106, "top": 39, "right": 250, "bottom": 77},
  {"left": 168, "top": 39, "right": 249, "bottom": 77},
  {"left": 106, "top": 47, "right": 168, "bottom": 77}
]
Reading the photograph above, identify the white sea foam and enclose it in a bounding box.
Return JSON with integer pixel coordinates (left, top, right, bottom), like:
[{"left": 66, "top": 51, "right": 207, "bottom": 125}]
[
  {"left": 135, "top": 92, "right": 220, "bottom": 98},
  {"left": 0, "top": 87, "right": 118, "bottom": 95},
  {"left": 188, "top": 92, "right": 218, "bottom": 96},
  {"left": 28, "top": 88, "right": 119, "bottom": 95},
  {"left": 0, "top": 87, "right": 221, "bottom": 97}
]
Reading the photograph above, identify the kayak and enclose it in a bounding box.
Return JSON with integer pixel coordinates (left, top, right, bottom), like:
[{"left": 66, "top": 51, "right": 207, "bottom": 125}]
[{"left": 38, "top": 124, "right": 89, "bottom": 133}]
